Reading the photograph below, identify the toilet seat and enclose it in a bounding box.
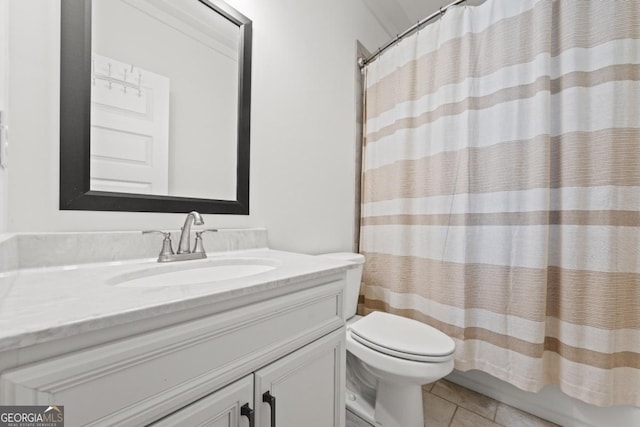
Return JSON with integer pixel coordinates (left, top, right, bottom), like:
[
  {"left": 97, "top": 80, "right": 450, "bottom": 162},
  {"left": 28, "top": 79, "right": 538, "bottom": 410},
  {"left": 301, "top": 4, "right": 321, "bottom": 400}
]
[
  {"left": 350, "top": 312, "right": 455, "bottom": 363},
  {"left": 346, "top": 332, "right": 454, "bottom": 384}
]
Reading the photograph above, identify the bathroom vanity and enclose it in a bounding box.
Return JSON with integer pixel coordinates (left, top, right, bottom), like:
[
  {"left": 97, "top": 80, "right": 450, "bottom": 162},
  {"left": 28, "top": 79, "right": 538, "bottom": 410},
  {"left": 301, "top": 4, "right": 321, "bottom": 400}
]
[{"left": 0, "top": 229, "right": 351, "bottom": 426}]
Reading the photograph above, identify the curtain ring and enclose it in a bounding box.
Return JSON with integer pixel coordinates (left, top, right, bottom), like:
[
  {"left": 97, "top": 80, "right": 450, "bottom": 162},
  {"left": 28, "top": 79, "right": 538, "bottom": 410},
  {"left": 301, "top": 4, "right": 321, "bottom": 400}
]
[{"left": 439, "top": 7, "right": 443, "bottom": 19}]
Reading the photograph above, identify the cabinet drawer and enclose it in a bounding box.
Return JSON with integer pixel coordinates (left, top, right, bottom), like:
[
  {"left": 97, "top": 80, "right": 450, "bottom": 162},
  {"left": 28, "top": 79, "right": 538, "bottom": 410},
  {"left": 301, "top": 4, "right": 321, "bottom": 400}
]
[
  {"left": 150, "top": 375, "right": 253, "bottom": 427},
  {"left": 1, "top": 281, "right": 344, "bottom": 426}
]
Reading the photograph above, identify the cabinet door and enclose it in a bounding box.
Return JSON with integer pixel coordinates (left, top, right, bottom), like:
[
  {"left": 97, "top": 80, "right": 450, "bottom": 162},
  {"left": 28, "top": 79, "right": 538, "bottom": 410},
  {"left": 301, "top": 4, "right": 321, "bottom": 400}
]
[
  {"left": 150, "top": 375, "right": 254, "bottom": 427},
  {"left": 255, "top": 328, "right": 346, "bottom": 427}
]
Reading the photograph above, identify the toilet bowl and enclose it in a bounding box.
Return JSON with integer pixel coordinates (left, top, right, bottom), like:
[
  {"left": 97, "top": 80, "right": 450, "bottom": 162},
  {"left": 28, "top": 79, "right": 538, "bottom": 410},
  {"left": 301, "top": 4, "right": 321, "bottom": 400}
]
[{"left": 320, "top": 253, "right": 455, "bottom": 427}]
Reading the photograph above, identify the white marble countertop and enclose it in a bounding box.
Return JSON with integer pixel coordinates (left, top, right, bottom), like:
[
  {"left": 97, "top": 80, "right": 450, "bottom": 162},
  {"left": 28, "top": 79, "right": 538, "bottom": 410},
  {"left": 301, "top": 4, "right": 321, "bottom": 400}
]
[{"left": 0, "top": 248, "right": 352, "bottom": 352}]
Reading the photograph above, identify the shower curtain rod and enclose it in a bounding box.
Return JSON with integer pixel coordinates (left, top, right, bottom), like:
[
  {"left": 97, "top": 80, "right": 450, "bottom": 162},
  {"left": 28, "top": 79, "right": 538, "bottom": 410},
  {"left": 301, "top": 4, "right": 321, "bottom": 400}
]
[{"left": 358, "top": 0, "right": 467, "bottom": 68}]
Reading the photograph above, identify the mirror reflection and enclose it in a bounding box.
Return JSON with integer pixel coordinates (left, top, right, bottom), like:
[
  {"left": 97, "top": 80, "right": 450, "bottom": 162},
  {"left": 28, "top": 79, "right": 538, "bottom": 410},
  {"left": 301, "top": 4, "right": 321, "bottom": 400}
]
[{"left": 90, "top": 0, "right": 239, "bottom": 200}]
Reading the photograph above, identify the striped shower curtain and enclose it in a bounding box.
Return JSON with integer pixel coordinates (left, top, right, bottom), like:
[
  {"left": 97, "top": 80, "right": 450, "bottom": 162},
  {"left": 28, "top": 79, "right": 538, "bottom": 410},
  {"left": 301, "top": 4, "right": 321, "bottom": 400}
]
[{"left": 360, "top": 0, "right": 639, "bottom": 407}]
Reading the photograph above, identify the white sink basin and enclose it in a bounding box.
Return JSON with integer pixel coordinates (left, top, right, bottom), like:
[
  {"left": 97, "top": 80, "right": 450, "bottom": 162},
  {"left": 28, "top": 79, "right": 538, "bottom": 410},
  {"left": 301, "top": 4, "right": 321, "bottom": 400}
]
[{"left": 109, "top": 257, "right": 280, "bottom": 288}]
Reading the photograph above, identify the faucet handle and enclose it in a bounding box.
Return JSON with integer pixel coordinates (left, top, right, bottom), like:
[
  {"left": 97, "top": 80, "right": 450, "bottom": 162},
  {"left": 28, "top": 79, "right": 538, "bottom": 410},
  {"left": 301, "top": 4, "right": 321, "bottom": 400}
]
[
  {"left": 193, "top": 229, "right": 218, "bottom": 254},
  {"left": 195, "top": 229, "right": 219, "bottom": 235},
  {"left": 142, "top": 230, "right": 175, "bottom": 260},
  {"left": 142, "top": 230, "right": 170, "bottom": 238}
]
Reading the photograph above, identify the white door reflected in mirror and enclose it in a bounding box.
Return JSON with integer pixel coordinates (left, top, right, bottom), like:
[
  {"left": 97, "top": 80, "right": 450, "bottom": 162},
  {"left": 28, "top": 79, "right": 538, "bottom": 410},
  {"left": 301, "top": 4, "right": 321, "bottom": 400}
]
[
  {"left": 91, "top": 54, "right": 170, "bottom": 195},
  {"left": 91, "top": 0, "right": 239, "bottom": 200}
]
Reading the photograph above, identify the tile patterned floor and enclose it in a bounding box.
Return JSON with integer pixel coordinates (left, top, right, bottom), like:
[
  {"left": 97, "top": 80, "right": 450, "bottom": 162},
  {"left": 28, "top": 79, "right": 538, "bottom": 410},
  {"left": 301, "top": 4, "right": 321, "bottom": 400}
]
[{"left": 346, "top": 379, "right": 560, "bottom": 427}]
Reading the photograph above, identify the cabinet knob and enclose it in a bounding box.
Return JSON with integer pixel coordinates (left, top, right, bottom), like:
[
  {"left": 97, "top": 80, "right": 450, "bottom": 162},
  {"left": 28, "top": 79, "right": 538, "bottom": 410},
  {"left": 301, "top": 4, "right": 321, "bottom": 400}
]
[
  {"left": 262, "top": 391, "right": 276, "bottom": 427},
  {"left": 240, "top": 402, "right": 254, "bottom": 427}
]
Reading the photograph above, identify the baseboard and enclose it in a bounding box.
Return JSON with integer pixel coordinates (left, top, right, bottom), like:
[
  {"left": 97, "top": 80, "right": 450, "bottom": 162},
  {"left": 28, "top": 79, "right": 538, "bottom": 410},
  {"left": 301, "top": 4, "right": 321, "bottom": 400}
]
[{"left": 446, "top": 370, "right": 640, "bottom": 427}]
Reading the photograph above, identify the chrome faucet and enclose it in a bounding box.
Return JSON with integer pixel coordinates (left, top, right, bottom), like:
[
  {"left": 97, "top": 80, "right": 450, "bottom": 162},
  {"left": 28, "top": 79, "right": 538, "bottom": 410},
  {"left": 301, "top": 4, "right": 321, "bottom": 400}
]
[
  {"left": 177, "top": 211, "right": 204, "bottom": 254},
  {"left": 143, "top": 211, "right": 218, "bottom": 262}
]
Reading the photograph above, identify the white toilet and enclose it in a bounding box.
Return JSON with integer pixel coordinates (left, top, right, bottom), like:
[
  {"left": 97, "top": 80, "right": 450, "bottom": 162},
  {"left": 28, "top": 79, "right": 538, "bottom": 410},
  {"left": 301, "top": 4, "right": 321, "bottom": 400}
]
[{"left": 320, "top": 253, "right": 455, "bottom": 427}]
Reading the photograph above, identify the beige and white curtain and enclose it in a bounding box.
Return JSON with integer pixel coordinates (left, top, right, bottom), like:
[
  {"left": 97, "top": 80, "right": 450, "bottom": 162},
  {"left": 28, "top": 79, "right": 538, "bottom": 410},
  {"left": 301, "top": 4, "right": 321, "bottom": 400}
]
[{"left": 360, "top": 0, "right": 640, "bottom": 407}]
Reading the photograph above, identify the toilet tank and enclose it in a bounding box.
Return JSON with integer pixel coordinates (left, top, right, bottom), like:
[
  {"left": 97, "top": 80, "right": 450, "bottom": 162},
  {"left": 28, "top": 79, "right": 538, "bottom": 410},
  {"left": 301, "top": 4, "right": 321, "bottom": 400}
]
[{"left": 319, "top": 253, "right": 365, "bottom": 320}]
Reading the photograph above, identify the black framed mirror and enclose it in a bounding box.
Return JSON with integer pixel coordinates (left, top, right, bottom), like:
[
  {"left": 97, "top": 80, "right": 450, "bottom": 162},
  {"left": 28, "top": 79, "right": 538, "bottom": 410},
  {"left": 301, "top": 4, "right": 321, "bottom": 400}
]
[{"left": 60, "top": 0, "right": 251, "bottom": 214}]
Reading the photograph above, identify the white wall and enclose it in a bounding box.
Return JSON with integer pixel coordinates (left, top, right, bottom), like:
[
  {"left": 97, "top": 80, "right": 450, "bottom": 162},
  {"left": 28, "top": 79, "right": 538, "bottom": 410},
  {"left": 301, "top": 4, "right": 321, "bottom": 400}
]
[
  {"left": 6, "top": 0, "right": 390, "bottom": 253},
  {"left": 0, "top": 0, "right": 8, "bottom": 233}
]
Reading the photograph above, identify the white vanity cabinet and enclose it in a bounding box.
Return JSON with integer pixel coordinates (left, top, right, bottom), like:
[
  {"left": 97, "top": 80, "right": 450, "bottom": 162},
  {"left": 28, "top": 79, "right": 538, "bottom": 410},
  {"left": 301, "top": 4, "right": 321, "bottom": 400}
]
[
  {"left": 0, "top": 277, "right": 347, "bottom": 427},
  {"left": 152, "top": 329, "right": 344, "bottom": 427},
  {"left": 150, "top": 375, "right": 254, "bottom": 427},
  {"left": 254, "top": 329, "right": 345, "bottom": 427}
]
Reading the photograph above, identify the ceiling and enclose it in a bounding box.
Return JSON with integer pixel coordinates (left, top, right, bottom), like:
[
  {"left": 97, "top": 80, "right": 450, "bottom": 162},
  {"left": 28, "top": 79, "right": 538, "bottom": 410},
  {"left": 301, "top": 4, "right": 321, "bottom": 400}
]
[{"left": 365, "top": 0, "right": 486, "bottom": 43}]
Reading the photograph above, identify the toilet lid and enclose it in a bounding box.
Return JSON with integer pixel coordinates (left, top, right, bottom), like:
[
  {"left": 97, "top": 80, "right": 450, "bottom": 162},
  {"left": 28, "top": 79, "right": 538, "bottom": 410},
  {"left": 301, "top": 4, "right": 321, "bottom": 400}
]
[{"left": 350, "top": 312, "right": 455, "bottom": 362}]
